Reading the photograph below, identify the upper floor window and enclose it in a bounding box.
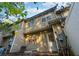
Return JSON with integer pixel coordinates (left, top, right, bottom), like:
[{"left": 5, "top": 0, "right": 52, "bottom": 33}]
[
  {"left": 42, "top": 15, "right": 52, "bottom": 22},
  {"left": 47, "top": 16, "right": 52, "bottom": 20},
  {"left": 42, "top": 17, "right": 46, "bottom": 22}
]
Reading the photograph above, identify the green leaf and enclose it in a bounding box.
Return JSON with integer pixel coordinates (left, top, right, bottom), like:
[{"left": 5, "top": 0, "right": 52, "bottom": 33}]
[{"left": 20, "top": 13, "right": 26, "bottom": 18}]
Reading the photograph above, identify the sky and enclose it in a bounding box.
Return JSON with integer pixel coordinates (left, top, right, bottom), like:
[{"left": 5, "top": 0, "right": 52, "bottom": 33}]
[{"left": 24, "top": 2, "right": 70, "bottom": 18}]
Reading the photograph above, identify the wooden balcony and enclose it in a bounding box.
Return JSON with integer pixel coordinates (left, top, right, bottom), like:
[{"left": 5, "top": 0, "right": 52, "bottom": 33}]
[{"left": 24, "top": 22, "right": 49, "bottom": 34}]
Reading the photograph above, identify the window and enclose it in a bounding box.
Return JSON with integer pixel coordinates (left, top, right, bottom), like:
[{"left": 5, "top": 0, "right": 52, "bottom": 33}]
[
  {"left": 47, "top": 16, "right": 51, "bottom": 20},
  {"left": 42, "top": 15, "right": 52, "bottom": 22},
  {"left": 42, "top": 17, "right": 46, "bottom": 22},
  {"left": 28, "top": 20, "right": 34, "bottom": 27}
]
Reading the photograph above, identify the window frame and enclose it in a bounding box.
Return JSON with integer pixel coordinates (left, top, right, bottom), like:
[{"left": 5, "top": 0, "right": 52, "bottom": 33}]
[{"left": 42, "top": 17, "right": 46, "bottom": 22}]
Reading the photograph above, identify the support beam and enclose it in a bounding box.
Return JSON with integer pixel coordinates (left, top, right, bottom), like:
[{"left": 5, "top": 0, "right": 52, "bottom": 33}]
[{"left": 52, "top": 25, "right": 59, "bottom": 51}]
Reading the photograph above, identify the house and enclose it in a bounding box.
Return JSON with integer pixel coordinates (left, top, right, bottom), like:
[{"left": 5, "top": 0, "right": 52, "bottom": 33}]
[{"left": 8, "top": 6, "right": 70, "bottom": 55}]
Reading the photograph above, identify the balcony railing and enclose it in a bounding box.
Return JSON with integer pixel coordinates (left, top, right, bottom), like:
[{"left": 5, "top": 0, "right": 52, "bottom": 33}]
[{"left": 24, "top": 22, "right": 49, "bottom": 34}]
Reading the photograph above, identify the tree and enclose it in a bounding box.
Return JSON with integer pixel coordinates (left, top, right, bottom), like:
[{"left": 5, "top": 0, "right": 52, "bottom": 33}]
[
  {"left": 0, "top": 2, "right": 27, "bottom": 20},
  {"left": 0, "top": 2, "right": 27, "bottom": 32}
]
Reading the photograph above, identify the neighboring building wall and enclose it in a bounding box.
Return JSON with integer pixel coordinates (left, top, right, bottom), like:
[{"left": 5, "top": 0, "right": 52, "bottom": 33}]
[{"left": 64, "top": 3, "right": 79, "bottom": 55}]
